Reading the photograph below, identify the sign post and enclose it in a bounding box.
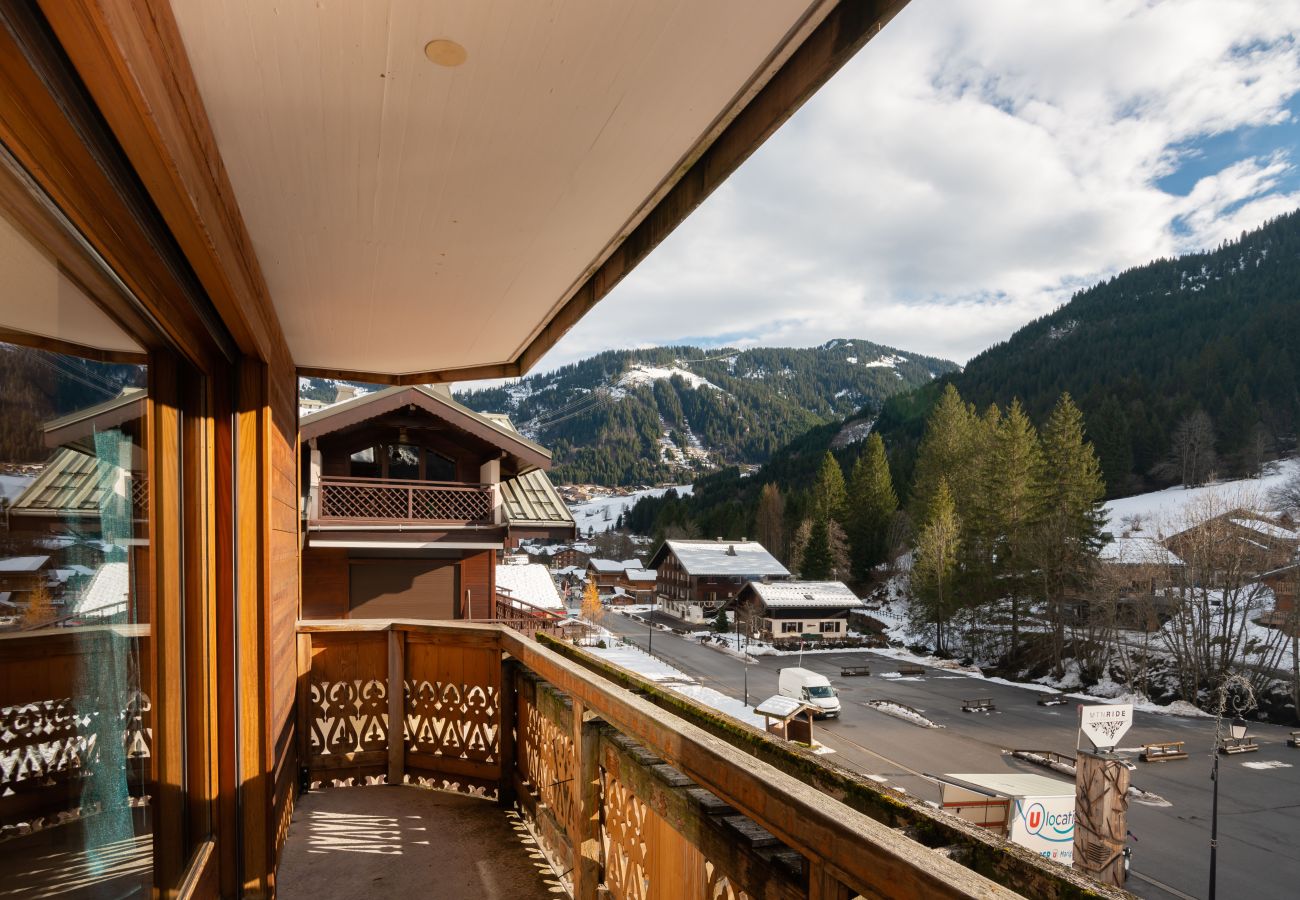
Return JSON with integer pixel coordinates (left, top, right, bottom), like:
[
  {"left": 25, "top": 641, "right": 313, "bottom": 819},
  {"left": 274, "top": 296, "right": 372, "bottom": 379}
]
[{"left": 1073, "top": 704, "right": 1133, "bottom": 887}]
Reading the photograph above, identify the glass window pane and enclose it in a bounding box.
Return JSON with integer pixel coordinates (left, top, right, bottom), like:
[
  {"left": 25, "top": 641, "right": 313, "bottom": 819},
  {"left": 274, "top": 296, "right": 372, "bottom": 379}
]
[
  {"left": 0, "top": 343, "right": 151, "bottom": 897},
  {"left": 387, "top": 444, "right": 419, "bottom": 480}
]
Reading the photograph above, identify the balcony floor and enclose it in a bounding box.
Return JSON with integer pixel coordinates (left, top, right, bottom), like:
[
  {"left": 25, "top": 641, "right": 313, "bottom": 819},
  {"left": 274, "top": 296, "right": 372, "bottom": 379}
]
[{"left": 278, "top": 786, "right": 561, "bottom": 900}]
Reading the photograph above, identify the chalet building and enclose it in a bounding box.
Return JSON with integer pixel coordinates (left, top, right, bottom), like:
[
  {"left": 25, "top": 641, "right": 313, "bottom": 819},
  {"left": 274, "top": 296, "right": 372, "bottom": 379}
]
[
  {"left": 1092, "top": 537, "right": 1186, "bottom": 629},
  {"left": 736, "top": 581, "right": 864, "bottom": 642},
  {"left": 1259, "top": 562, "right": 1300, "bottom": 634},
  {"left": 1163, "top": 510, "right": 1298, "bottom": 582},
  {"left": 0, "top": 3, "right": 1106, "bottom": 898},
  {"left": 551, "top": 546, "right": 592, "bottom": 569},
  {"left": 585, "top": 558, "right": 654, "bottom": 603},
  {"left": 650, "top": 539, "right": 790, "bottom": 623},
  {"left": 299, "top": 385, "right": 564, "bottom": 621}
]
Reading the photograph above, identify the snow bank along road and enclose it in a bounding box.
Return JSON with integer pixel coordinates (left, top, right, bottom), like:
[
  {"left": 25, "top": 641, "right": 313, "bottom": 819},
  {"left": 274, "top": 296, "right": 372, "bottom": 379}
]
[{"left": 601, "top": 615, "right": 1300, "bottom": 900}]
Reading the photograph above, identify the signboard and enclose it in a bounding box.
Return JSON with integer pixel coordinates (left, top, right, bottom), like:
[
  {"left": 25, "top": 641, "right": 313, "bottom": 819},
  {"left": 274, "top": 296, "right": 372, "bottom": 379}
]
[
  {"left": 1078, "top": 703, "right": 1133, "bottom": 752},
  {"left": 1009, "top": 796, "right": 1075, "bottom": 866}
]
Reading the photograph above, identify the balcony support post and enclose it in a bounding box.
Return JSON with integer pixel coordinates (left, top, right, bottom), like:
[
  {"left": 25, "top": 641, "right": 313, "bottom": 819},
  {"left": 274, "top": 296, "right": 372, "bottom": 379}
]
[
  {"left": 809, "top": 861, "right": 851, "bottom": 900},
  {"left": 571, "top": 699, "right": 604, "bottom": 900},
  {"left": 498, "top": 657, "right": 518, "bottom": 808},
  {"left": 387, "top": 628, "right": 406, "bottom": 785}
]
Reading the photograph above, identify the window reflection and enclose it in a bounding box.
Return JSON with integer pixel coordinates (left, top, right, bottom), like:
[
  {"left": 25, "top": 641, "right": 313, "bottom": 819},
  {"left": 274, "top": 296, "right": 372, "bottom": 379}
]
[{"left": 0, "top": 345, "right": 152, "bottom": 898}]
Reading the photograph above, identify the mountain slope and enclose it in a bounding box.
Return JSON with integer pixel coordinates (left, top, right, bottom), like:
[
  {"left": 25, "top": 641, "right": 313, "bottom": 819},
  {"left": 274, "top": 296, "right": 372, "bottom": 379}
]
[
  {"left": 455, "top": 341, "right": 957, "bottom": 485},
  {"left": 877, "top": 209, "right": 1300, "bottom": 494}
]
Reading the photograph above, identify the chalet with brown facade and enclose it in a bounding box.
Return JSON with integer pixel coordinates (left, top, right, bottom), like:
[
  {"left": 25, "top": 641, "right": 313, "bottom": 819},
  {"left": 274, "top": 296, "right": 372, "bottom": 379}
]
[
  {"left": 650, "top": 539, "right": 790, "bottom": 623},
  {"left": 1259, "top": 562, "right": 1300, "bottom": 634},
  {"left": 736, "top": 580, "right": 863, "bottom": 643},
  {"left": 299, "top": 385, "right": 557, "bottom": 621},
  {"left": 1163, "top": 510, "right": 1298, "bottom": 583}
]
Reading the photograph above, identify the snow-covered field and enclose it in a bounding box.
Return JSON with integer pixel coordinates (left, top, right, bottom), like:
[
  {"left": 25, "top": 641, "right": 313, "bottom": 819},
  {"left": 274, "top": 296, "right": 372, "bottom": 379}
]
[
  {"left": 568, "top": 485, "right": 693, "bottom": 533},
  {"left": 1103, "top": 457, "right": 1299, "bottom": 535}
]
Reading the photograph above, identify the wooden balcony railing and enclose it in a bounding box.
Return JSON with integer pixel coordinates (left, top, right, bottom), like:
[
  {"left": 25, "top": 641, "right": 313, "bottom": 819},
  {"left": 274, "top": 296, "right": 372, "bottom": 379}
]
[
  {"left": 487, "top": 589, "right": 569, "bottom": 634},
  {"left": 0, "top": 626, "right": 152, "bottom": 840},
  {"left": 296, "top": 620, "right": 1123, "bottom": 900},
  {"left": 314, "top": 476, "right": 494, "bottom": 526}
]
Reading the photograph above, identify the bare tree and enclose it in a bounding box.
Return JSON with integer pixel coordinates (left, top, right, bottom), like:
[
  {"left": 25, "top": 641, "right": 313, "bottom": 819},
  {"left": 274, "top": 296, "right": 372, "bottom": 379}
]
[
  {"left": 1268, "top": 468, "right": 1300, "bottom": 514},
  {"left": 1158, "top": 409, "right": 1217, "bottom": 487}
]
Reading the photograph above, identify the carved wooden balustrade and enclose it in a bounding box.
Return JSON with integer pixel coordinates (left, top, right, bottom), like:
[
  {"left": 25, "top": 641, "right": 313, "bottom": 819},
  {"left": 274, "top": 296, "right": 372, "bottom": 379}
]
[
  {"left": 314, "top": 476, "right": 494, "bottom": 525},
  {"left": 0, "top": 626, "right": 153, "bottom": 840},
  {"left": 295, "top": 620, "right": 1119, "bottom": 900}
]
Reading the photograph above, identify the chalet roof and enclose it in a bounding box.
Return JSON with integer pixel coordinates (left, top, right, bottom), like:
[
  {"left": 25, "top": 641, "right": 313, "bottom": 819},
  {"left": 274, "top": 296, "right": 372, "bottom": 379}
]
[
  {"left": 495, "top": 562, "right": 564, "bottom": 611},
  {"left": 1229, "top": 517, "right": 1298, "bottom": 541},
  {"left": 740, "top": 580, "right": 861, "bottom": 610},
  {"left": 649, "top": 540, "right": 789, "bottom": 578},
  {"left": 587, "top": 559, "right": 627, "bottom": 573},
  {"left": 754, "top": 694, "right": 815, "bottom": 720},
  {"left": 626, "top": 568, "right": 657, "bottom": 583},
  {"left": 9, "top": 448, "right": 127, "bottom": 519},
  {"left": 299, "top": 384, "right": 551, "bottom": 472},
  {"left": 499, "top": 470, "right": 575, "bottom": 530},
  {"left": 938, "top": 773, "right": 1073, "bottom": 800},
  {"left": 1099, "top": 537, "right": 1184, "bottom": 567},
  {"left": 0, "top": 555, "right": 50, "bottom": 573},
  {"left": 43, "top": 388, "right": 146, "bottom": 450}
]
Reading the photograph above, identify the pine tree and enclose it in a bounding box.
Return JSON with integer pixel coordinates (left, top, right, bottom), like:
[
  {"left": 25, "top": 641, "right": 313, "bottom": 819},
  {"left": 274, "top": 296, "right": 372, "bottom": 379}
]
[
  {"left": 910, "top": 384, "right": 977, "bottom": 522},
  {"left": 847, "top": 433, "right": 898, "bottom": 580},
  {"left": 1034, "top": 393, "right": 1106, "bottom": 669},
  {"left": 911, "top": 479, "right": 961, "bottom": 654},
  {"left": 811, "top": 451, "right": 848, "bottom": 524},
  {"left": 801, "top": 515, "right": 834, "bottom": 580},
  {"left": 756, "top": 483, "right": 785, "bottom": 561},
  {"left": 983, "top": 398, "right": 1046, "bottom": 661}
]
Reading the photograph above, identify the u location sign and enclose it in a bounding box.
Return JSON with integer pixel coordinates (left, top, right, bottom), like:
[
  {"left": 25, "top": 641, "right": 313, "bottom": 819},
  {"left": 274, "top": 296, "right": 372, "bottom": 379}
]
[{"left": 1078, "top": 703, "right": 1133, "bottom": 752}]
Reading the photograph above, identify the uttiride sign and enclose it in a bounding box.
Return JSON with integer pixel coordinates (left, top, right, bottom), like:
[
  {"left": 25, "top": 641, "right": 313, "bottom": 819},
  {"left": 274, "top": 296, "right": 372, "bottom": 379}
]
[{"left": 1078, "top": 703, "right": 1133, "bottom": 752}]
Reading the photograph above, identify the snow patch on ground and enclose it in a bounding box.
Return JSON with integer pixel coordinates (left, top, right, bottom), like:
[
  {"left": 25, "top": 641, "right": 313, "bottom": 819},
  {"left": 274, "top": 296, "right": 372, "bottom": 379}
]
[
  {"left": 865, "top": 700, "right": 941, "bottom": 728},
  {"left": 1242, "top": 760, "right": 1293, "bottom": 770},
  {"left": 864, "top": 354, "right": 907, "bottom": 368},
  {"left": 569, "top": 485, "right": 693, "bottom": 532},
  {"left": 617, "top": 364, "right": 720, "bottom": 393},
  {"left": 1103, "top": 457, "right": 1300, "bottom": 535}
]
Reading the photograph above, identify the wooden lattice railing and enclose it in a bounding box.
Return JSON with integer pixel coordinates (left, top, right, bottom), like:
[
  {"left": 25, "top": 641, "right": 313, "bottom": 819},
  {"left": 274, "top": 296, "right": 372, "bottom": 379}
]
[
  {"left": 0, "top": 626, "right": 153, "bottom": 840},
  {"left": 294, "top": 620, "right": 1119, "bottom": 900},
  {"left": 314, "top": 476, "right": 494, "bottom": 525}
]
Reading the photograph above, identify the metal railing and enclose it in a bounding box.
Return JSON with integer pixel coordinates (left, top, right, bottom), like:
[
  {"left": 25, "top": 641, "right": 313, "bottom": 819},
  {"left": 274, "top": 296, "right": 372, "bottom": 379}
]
[
  {"left": 295, "top": 620, "right": 1128, "bottom": 900},
  {"left": 314, "top": 476, "right": 494, "bottom": 525}
]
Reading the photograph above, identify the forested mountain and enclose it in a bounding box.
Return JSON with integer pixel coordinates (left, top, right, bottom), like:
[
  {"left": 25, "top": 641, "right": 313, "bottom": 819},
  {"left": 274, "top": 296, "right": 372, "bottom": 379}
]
[
  {"left": 877, "top": 209, "right": 1300, "bottom": 495},
  {"left": 624, "top": 209, "right": 1300, "bottom": 548},
  {"left": 0, "top": 345, "right": 144, "bottom": 463},
  {"left": 453, "top": 341, "right": 956, "bottom": 485}
]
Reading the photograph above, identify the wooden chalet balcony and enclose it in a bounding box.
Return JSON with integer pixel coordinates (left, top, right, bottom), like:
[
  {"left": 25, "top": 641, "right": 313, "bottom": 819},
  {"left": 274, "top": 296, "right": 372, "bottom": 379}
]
[
  {"left": 313, "top": 476, "right": 495, "bottom": 526},
  {"left": 292, "top": 620, "right": 1119, "bottom": 900}
]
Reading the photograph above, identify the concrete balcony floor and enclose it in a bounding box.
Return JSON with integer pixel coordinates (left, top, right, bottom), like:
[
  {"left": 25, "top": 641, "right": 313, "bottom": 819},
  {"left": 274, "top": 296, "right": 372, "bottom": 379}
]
[{"left": 278, "top": 786, "right": 562, "bottom": 900}]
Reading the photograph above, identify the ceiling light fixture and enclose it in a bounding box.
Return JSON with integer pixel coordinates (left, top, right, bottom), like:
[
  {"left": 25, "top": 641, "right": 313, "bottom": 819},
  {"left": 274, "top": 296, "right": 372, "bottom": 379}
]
[{"left": 424, "top": 39, "right": 467, "bottom": 67}]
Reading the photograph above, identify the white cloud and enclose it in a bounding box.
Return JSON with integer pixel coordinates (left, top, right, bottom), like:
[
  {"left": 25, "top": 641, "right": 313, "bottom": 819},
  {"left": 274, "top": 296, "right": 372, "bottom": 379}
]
[{"left": 473, "top": 0, "right": 1300, "bottom": 385}]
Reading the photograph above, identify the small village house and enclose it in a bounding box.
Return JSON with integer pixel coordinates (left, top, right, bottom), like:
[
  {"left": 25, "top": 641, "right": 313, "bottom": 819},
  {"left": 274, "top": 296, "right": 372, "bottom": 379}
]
[
  {"left": 650, "top": 539, "right": 790, "bottom": 624},
  {"left": 1093, "top": 536, "right": 1186, "bottom": 629},
  {"left": 1259, "top": 562, "right": 1300, "bottom": 634},
  {"left": 1163, "top": 510, "right": 1298, "bottom": 584},
  {"left": 736, "top": 580, "right": 864, "bottom": 643}
]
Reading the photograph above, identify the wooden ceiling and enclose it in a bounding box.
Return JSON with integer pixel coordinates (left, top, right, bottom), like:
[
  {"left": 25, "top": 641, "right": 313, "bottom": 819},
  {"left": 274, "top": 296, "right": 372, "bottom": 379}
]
[{"left": 167, "top": 0, "right": 841, "bottom": 380}]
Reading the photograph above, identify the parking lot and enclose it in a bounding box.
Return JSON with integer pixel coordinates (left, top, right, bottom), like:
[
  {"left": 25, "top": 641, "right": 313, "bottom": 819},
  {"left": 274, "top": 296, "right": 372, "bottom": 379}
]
[{"left": 604, "top": 614, "right": 1300, "bottom": 900}]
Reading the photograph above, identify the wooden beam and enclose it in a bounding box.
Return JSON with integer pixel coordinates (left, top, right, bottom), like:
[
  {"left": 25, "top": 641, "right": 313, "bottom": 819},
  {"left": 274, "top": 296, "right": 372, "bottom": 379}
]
[
  {"left": 386, "top": 628, "right": 405, "bottom": 786},
  {"left": 0, "top": 4, "right": 229, "bottom": 367},
  {"left": 38, "top": 0, "right": 290, "bottom": 367},
  {"left": 571, "top": 700, "right": 602, "bottom": 900}
]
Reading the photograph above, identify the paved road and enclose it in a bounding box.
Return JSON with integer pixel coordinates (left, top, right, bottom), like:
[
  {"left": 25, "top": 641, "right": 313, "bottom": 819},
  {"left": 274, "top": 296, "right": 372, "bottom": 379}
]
[{"left": 604, "top": 612, "right": 1300, "bottom": 900}]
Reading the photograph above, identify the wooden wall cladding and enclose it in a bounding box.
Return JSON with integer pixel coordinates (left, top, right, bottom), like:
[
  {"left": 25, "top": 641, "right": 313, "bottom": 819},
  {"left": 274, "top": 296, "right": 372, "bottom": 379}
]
[
  {"left": 460, "top": 550, "right": 495, "bottom": 619},
  {"left": 300, "top": 546, "right": 349, "bottom": 620}
]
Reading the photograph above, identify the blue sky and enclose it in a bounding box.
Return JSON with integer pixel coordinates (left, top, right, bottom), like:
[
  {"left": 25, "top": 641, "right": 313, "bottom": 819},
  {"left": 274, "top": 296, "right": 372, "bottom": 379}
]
[{"left": 462, "top": 0, "right": 1300, "bottom": 384}]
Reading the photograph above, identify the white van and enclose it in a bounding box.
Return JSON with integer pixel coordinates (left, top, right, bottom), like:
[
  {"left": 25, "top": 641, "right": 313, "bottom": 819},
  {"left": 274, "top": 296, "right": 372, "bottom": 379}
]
[{"left": 778, "top": 667, "right": 841, "bottom": 718}]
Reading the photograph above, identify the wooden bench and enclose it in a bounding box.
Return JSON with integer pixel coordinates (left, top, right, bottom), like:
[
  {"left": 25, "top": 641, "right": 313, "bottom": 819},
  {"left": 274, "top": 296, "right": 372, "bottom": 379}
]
[
  {"left": 1036, "top": 693, "right": 1068, "bottom": 707},
  {"left": 1287, "top": 731, "right": 1299, "bottom": 749},
  {"left": 1140, "top": 741, "right": 1188, "bottom": 762},
  {"left": 1220, "top": 737, "right": 1259, "bottom": 755},
  {"left": 896, "top": 664, "right": 925, "bottom": 677},
  {"left": 840, "top": 665, "right": 871, "bottom": 677},
  {"left": 962, "top": 697, "right": 995, "bottom": 713}
]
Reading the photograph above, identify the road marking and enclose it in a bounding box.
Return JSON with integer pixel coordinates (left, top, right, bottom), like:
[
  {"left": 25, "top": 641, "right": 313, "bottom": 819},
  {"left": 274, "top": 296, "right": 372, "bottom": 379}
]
[{"left": 1128, "top": 869, "right": 1198, "bottom": 900}]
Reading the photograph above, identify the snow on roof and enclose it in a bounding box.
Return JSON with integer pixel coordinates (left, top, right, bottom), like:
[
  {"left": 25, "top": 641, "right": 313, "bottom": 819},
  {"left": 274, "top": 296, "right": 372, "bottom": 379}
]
[
  {"left": 77, "top": 562, "right": 130, "bottom": 617},
  {"left": 626, "top": 568, "right": 656, "bottom": 582},
  {"left": 619, "top": 559, "right": 642, "bottom": 568},
  {"left": 495, "top": 563, "right": 563, "bottom": 611},
  {"left": 940, "top": 773, "right": 1073, "bottom": 799},
  {"left": 552, "top": 566, "right": 586, "bottom": 576},
  {"left": 655, "top": 540, "right": 789, "bottom": 577},
  {"left": 754, "top": 694, "right": 812, "bottom": 719},
  {"left": 588, "top": 558, "right": 626, "bottom": 573},
  {"left": 1099, "top": 537, "right": 1183, "bottom": 567},
  {"left": 742, "top": 580, "right": 861, "bottom": 609},
  {"left": 1230, "top": 517, "right": 1298, "bottom": 541},
  {"left": 0, "top": 555, "right": 50, "bottom": 573}
]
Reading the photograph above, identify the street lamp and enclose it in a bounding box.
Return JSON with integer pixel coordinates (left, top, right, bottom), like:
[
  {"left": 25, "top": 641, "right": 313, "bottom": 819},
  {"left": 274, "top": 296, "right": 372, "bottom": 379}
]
[{"left": 1208, "top": 675, "right": 1256, "bottom": 900}]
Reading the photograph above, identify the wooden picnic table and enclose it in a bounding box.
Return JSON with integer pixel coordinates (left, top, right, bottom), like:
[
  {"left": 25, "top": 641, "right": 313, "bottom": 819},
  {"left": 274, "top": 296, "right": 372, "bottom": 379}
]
[
  {"left": 962, "top": 697, "right": 995, "bottom": 713},
  {"left": 1140, "top": 741, "right": 1188, "bottom": 762},
  {"left": 840, "top": 665, "right": 871, "bottom": 677}
]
